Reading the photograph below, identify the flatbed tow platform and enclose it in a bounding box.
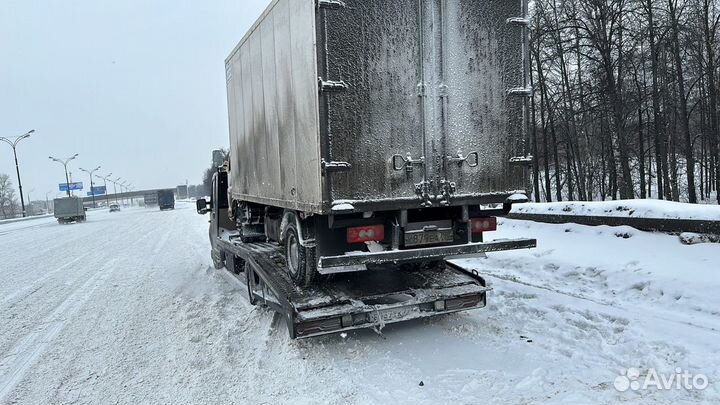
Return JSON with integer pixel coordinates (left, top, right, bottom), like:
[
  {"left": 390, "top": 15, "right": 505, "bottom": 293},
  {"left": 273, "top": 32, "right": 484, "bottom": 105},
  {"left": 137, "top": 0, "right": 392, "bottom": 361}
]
[{"left": 215, "top": 232, "right": 500, "bottom": 339}]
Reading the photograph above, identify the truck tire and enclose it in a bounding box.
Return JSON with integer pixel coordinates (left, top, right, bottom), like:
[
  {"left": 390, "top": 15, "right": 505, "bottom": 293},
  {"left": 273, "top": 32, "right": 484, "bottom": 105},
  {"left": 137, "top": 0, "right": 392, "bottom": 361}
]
[{"left": 283, "top": 222, "right": 317, "bottom": 287}]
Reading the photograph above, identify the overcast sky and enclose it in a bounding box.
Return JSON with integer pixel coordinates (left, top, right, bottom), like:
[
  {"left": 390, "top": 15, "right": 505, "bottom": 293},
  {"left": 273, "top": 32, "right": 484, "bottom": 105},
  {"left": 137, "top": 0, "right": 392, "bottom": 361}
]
[{"left": 1, "top": 0, "right": 268, "bottom": 200}]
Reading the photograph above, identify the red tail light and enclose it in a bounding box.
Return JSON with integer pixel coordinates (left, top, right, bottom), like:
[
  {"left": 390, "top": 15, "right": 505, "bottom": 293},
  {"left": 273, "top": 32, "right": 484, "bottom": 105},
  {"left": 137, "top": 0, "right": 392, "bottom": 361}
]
[
  {"left": 347, "top": 225, "right": 385, "bottom": 244},
  {"left": 470, "top": 217, "right": 497, "bottom": 233}
]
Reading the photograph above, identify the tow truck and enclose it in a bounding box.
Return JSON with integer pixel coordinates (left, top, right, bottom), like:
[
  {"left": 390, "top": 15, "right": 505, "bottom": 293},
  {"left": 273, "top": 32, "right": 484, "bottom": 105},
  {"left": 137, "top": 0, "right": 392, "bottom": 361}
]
[{"left": 197, "top": 168, "right": 536, "bottom": 339}]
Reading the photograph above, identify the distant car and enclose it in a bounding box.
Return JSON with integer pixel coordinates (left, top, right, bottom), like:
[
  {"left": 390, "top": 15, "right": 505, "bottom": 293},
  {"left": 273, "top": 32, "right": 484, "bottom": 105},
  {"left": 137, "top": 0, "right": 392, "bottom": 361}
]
[{"left": 109, "top": 204, "right": 121, "bottom": 212}]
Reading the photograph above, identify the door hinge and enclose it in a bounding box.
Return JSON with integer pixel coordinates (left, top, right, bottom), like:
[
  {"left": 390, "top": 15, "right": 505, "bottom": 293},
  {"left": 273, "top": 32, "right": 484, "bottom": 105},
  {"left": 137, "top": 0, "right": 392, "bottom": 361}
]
[
  {"left": 319, "top": 78, "right": 348, "bottom": 93},
  {"left": 417, "top": 82, "right": 427, "bottom": 97},
  {"left": 509, "top": 155, "right": 535, "bottom": 166},
  {"left": 322, "top": 159, "right": 352, "bottom": 174},
  {"left": 506, "top": 17, "right": 531, "bottom": 27},
  {"left": 507, "top": 87, "right": 533, "bottom": 97},
  {"left": 317, "top": 0, "right": 346, "bottom": 10}
]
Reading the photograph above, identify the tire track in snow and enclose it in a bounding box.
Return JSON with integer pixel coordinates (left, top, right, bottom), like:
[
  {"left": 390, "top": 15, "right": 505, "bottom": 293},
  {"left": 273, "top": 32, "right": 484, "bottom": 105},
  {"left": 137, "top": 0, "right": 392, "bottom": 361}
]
[
  {"left": 2, "top": 253, "right": 91, "bottom": 306},
  {"left": 0, "top": 259, "right": 118, "bottom": 402},
  {"left": 483, "top": 272, "right": 720, "bottom": 333},
  {"left": 1, "top": 213, "right": 154, "bottom": 311},
  {"left": 152, "top": 224, "right": 173, "bottom": 255},
  {"left": 0, "top": 213, "right": 143, "bottom": 296}
]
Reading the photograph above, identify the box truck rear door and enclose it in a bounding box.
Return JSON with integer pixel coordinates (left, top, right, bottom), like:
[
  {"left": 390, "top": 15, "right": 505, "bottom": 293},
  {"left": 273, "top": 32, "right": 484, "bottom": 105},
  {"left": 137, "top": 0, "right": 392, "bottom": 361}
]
[{"left": 319, "top": 0, "right": 428, "bottom": 207}]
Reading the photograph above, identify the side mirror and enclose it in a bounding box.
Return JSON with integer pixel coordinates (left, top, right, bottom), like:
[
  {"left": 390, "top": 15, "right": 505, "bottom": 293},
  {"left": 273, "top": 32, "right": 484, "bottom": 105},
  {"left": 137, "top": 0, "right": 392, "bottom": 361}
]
[{"left": 196, "top": 198, "right": 210, "bottom": 215}]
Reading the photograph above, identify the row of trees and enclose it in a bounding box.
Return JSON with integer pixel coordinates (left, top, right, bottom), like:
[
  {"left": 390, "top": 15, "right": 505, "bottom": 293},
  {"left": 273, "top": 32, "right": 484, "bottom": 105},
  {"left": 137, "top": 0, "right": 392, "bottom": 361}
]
[
  {"left": 0, "top": 173, "right": 20, "bottom": 219},
  {"left": 528, "top": 0, "right": 720, "bottom": 204}
]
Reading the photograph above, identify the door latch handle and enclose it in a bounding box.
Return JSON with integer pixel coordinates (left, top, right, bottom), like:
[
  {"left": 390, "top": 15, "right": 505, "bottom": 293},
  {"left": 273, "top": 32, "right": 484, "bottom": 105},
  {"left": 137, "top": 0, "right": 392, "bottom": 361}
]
[
  {"left": 392, "top": 153, "right": 425, "bottom": 174},
  {"left": 445, "top": 151, "right": 479, "bottom": 168}
]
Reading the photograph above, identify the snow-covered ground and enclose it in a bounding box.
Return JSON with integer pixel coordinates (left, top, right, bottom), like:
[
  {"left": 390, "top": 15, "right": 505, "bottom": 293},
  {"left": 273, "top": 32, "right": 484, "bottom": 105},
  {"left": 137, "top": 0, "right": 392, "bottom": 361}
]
[
  {"left": 512, "top": 199, "right": 720, "bottom": 221},
  {"left": 0, "top": 205, "right": 718, "bottom": 404}
]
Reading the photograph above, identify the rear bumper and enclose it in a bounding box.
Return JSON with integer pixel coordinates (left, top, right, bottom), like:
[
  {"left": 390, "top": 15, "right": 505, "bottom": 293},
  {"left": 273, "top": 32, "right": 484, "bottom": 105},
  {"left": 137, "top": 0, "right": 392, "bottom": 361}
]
[
  {"left": 317, "top": 238, "right": 536, "bottom": 274},
  {"left": 294, "top": 285, "right": 490, "bottom": 338}
]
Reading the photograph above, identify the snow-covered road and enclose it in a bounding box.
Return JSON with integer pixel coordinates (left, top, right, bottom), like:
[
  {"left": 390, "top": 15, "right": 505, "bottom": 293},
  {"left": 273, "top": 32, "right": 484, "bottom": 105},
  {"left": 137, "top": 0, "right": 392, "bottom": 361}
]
[{"left": 1, "top": 205, "right": 718, "bottom": 404}]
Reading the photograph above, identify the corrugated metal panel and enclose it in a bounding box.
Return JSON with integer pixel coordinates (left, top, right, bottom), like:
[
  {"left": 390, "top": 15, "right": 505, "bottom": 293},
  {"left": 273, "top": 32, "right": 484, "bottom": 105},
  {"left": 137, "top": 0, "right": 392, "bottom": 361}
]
[
  {"left": 321, "top": 0, "right": 526, "bottom": 208},
  {"left": 226, "top": 0, "right": 321, "bottom": 211},
  {"left": 320, "top": 0, "right": 425, "bottom": 203},
  {"left": 226, "top": 0, "right": 527, "bottom": 214},
  {"left": 438, "top": 0, "right": 526, "bottom": 196}
]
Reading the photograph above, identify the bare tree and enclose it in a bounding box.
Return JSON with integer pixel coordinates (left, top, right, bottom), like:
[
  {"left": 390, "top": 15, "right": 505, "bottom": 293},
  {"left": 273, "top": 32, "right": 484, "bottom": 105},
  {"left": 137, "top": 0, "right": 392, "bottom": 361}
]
[
  {"left": 529, "top": 0, "right": 720, "bottom": 204},
  {"left": 0, "top": 174, "right": 19, "bottom": 219}
]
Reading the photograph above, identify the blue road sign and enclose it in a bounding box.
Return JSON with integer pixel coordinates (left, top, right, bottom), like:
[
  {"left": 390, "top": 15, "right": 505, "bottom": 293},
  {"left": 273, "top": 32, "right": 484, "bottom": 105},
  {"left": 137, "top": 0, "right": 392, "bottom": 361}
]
[
  {"left": 91, "top": 185, "right": 107, "bottom": 195},
  {"left": 59, "top": 182, "right": 83, "bottom": 191}
]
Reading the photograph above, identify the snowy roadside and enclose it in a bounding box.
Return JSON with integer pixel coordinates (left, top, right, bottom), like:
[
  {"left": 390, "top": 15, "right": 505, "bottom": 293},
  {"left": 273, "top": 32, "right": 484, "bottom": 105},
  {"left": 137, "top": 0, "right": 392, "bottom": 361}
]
[
  {"left": 512, "top": 199, "right": 720, "bottom": 221},
  {"left": 0, "top": 208, "right": 718, "bottom": 404}
]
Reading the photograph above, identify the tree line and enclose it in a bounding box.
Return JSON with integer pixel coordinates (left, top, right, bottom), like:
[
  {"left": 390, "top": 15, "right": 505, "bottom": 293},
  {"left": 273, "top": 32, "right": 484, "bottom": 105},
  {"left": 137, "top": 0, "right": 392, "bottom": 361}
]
[
  {"left": 528, "top": 0, "right": 720, "bottom": 204},
  {"left": 0, "top": 173, "right": 20, "bottom": 219}
]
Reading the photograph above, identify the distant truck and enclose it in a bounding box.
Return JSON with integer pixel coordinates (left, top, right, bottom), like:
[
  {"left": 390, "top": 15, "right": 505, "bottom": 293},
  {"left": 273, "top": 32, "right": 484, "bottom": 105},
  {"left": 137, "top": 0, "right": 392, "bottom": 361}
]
[
  {"left": 158, "top": 189, "right": 175, "bottom": 210},
  {"left": 176, "top": 185, "right": 188, "bottom": 200},
  {"left": 54, "top": 197, "right": 86, "bottom": 224},
  {"left": 144, "top": 192, "right": 158, "bottom": 207}
]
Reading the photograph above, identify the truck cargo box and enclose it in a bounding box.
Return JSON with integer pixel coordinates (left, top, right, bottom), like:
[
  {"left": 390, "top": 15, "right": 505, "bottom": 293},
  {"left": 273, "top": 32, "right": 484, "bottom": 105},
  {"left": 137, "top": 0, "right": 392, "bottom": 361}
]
[
  {"left": 53, "top": 197, "right": 86, "bottom": 223},
  {"left": 225, "top": 0, "right": 529, "bottom": 215},
  {"left": 144, "top": 192, "right": 158, "bottom": 206},
  {"left": 158, "top": 189, "right": 175, "bottom": 210}
]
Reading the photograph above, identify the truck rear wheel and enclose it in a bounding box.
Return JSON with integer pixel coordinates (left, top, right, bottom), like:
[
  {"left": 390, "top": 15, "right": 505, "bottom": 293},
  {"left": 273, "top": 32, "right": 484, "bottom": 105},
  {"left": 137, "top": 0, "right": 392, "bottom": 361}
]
[{"left": 284, "top": 223, "right": 317, "bottom": 287}]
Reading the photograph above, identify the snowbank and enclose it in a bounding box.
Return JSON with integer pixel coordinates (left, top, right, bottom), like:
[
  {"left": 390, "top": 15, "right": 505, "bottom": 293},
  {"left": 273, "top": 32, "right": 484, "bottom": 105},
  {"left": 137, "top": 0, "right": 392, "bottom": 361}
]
[
  {"left": 0, "top": 214, "right": 52, "bottom": 225},
  {"left": 512, "top": 199, "right": 720, "bottom": 221}
]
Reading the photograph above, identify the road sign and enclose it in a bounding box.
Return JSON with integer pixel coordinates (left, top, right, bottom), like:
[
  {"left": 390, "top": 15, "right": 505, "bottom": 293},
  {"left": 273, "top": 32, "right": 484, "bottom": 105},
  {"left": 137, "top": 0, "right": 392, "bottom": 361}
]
[
  {"left": 59, "top": 182, "right": 83, "bottom": 191},
  {"left": 91, "top": 185, "right": 107, "bottom": 195}
]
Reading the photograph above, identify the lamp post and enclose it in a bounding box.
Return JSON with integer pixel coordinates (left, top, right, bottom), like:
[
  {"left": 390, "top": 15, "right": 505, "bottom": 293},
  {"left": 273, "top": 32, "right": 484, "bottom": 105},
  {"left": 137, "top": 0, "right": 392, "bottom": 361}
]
[
  {"left": 79, "top": 166, "right": 101, "bottom": 208},
  {"left": 49, "top": 154, "right": 79, "bottom": 197},
  {"left": 26, "top": 188, "right": 34, "bottom": 216},
  {"left": 0, "top": 129, "right": 34, "bottom": 217},
  {"left": 120, "top": 180, "right": 128, "bottom": 206},
  {"left": 108, "top": 176, "right": 119, "bottom": 204},
  {"left": 45, "top": 191, "right": 52, "bottom": 214},
  {"left": 96, "top": 173, "right": 112, "bottom": 207}
]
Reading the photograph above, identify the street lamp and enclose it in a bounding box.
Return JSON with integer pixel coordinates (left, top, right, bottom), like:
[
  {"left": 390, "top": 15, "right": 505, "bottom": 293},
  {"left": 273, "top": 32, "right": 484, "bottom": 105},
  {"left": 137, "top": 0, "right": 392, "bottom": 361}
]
[
  {"left": 49, "top": 154, "right": 79, "bottom": 197},
  {"left": 0, "top": 129, "right": 34, "bottom": 217},
  {"left": 26, "top": 188, "right": 34, "bottom": 216},
  {"left": 120, "top": 180, "right": 128, "bottom": 206},
  {"left": 96, "top": 173, "right": 112, "bottom": 207},
  {"left": 79, "top": 166, "right": 101, "bottom": 208},
  {"left": 45, "top": 191, "right": 52, "bottom": 214},
  {"left": 110, "top": 176, "right": 121, "bottom": 204}
]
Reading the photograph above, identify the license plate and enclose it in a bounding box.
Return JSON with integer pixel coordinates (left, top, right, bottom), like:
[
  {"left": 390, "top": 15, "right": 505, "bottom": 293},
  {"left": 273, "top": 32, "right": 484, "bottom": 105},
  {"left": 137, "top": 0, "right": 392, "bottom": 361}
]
[
  {"left": 368, "top": 307, "right": 415, "bottom": 323},
  {"left": 404, "top": 229, "right": 454, "bottom": 247}
]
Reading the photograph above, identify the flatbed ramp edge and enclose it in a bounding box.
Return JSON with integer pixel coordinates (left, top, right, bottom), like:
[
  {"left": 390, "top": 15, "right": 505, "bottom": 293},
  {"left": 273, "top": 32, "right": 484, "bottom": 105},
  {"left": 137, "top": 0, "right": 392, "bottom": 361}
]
[{"left": 215, "top": 233, "right": 532, "bottom": 339}]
